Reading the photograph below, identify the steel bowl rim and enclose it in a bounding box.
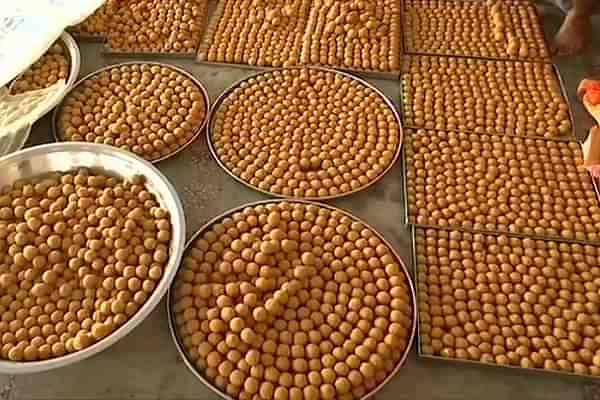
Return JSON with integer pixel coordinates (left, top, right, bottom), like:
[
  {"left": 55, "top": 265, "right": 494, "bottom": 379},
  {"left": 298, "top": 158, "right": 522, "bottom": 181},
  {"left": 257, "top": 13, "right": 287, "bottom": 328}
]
[
  {"left": 60, "top": 31, "right": 81, "bottom": 91},
  {"left": 167, "top": 198, "right": 417, "bottom": 400},
  {"left": 51, "top": 61, "right": 211, "bottom": 164},
  {"left": 206, "top": 66, "right": 404, "bottom": 201},
  {"left": 0, "top": 142, "right": 186, "bottom": 374}
]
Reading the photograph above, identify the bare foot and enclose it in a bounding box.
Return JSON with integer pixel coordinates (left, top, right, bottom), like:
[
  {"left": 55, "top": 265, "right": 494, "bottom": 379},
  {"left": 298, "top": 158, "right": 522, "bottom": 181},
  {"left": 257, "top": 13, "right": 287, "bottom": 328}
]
[{"left": 553, "top": 11, "right": 591, "bottom": 54}]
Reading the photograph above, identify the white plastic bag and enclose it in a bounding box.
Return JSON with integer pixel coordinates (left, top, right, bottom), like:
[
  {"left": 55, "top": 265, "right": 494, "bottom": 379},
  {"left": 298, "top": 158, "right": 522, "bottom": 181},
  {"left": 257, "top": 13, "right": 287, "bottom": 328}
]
[
  {"left": 0, "top": 83, "right": 66, "bottom": 132},
  {"left": 0, "top": 0, "right": 104, "bottom": 88}
]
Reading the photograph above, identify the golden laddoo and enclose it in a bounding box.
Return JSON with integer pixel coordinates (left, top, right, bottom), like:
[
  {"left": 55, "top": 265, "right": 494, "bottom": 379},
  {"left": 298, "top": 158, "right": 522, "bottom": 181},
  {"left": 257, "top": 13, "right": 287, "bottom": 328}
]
[
  {"left": 0, "top": 170, "right": 172, "bottom": 361},
  {"left": 403, "top": 0, "right": 548, "bottom": 61},
  {"left": 199, "top": 0, "right": 310, "bottom": 67},
  {"left": 401, "top": 56, "right": 572, "bottom": 137},
  {"left": 300, "top": 0, "right": 402, "bottom": 72},
  {"left": 106, "top": 0, "right": 207, "bottom": 53},
  {"left": 416, "top": 228, "right": 600, "bottom": 376},
  {"left": 10, "top": 43, "right": 69, "bottom": 95},
  {"left": 70, "top": 0, "right": 124, "bottom": 38}
]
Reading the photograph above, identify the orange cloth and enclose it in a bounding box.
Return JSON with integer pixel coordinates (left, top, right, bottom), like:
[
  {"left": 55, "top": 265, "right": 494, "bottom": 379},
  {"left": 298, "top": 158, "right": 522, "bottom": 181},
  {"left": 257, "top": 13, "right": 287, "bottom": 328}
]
[{"left": 579, "top": 80, "right": 600, "bottom": 176}]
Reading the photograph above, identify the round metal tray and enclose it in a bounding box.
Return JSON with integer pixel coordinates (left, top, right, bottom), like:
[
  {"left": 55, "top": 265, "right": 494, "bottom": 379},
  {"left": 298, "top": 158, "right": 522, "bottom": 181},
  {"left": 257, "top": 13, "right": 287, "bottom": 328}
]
[
  {"left": 167, "top": 199, "right": 417, "bottom": 400},
  {"left": 0, "top": 143, "right": 186, "bottom": 374},
  {"left": 8, "top": 31, "right": 81, "bottom": 121},
  {"left": 51, "top": 61, "right": 210, "bottom": 163},
  {"left": 207, "top": 67, "right": 403, "bottom": 200}
]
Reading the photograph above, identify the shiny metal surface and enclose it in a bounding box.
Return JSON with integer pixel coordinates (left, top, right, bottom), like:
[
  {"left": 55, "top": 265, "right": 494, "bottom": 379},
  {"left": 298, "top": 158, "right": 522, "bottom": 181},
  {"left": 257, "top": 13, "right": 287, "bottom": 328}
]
[
  {"left": 59, "top": 32, "right": 82, "bottom": 102},
  {"left": 0, "top": 143, "right": 186, "bottom": 374},
  {"left": 51, "top": 61, "right": 210, "bottom": 164},
  {"left": 207, "top": 66, "right": 403, "bottom": 201},
  {"left": 167, "top": 199, "right": 417, "bottom": 400}
]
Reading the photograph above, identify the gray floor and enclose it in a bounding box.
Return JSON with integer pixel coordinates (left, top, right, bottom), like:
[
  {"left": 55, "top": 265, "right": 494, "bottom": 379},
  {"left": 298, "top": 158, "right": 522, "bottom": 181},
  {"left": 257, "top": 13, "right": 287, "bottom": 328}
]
[{"left": 2, "top": 6, "right": 600, "bottom": 400}]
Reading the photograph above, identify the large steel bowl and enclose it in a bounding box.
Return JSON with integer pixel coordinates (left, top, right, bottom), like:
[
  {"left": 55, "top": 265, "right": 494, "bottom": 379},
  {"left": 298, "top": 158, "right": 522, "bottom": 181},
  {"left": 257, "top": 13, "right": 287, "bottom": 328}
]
[{"left": 0, "top": 143, "right": 185, "bottom": 374}]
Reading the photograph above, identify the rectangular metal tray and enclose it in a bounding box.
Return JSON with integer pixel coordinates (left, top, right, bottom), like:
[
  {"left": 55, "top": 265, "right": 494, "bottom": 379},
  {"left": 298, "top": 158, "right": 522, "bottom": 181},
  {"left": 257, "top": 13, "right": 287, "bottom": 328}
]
[
  {"left": 194, "top": 0, "right": 401, "bottom": 80},
  {"left": 196, "top": 58, "right": 400, "bottom": 80},
  {"left": 102, "top": 0, "right": 211, "bottom": 58},
  {"left": 399, "top": 60, "right": 577, "bottom": 141},
  {"left": 401, "top": 129, "right": 600, "bottom": 245},
  {"left": 401, "top": 0, "right": 552, "bottom": 64},
  {"left": 409, "top": 224, "right": 600, "bottom": 381}
]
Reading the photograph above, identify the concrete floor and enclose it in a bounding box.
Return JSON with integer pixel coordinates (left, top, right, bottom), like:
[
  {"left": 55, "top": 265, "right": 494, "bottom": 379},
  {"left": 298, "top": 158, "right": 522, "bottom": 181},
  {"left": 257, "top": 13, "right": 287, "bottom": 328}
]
[{"left": 2, "top": 5, "right": 600, "bottom": 400}]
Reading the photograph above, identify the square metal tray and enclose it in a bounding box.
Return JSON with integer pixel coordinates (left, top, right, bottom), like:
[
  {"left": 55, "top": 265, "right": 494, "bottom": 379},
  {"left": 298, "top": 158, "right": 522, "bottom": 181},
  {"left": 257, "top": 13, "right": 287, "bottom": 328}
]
[
  {"left": 194, "top": 0, "right": 402, "bottom": 80},
  {"left": 399, "top": 60, "right": 576, "bottom": 141},
  {"left": 401, "top": 129, "right": 600, "bottom": 245},
  {"left": 101, "top": 0, "right": 211, "bottom": 58},
  {"left": 409, "top": 224, "right": 600, "bottom": 381},
  {"left": 401, "top": 0, "right": 551, "bottom": 63}
]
